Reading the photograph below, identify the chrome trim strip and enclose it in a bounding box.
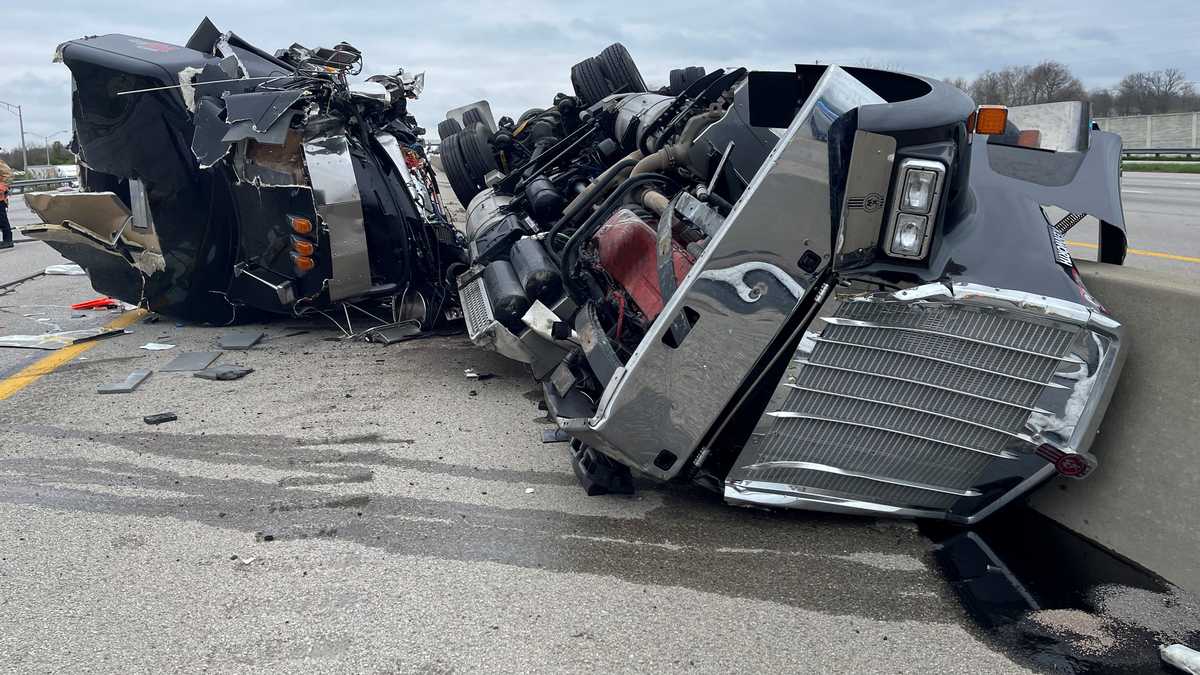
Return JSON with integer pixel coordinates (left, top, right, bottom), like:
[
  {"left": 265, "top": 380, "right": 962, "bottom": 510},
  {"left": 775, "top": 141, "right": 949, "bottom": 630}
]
[
  {"left": 724, "top": 480, "right": 963, "bottom": 522},
  {"left": 963, "top": 465, "right": 1057, "bottom": 524},
  {"left": 812, "top": 337, "right": 1070, "bottom": 389},
  {"left": 765, "top": 412, "right": 1020, "bottom": 460},
  {"left": 783, "top": 384, "right": 1039, "bottom": 445},
  {"left": 737, "top": 460, "right": 982, "bottom": 497},
  {"left": 792, "top": 359, "right": 1053, "bottom": 414},
  {"left": 819, "top": 316, "right": 1085, "bottom": 363}
]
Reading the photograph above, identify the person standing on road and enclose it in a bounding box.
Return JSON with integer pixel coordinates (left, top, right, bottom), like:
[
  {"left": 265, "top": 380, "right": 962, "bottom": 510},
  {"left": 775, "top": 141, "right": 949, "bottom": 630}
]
[{"left": 0, "top": 159, "right": 13, "bottom": 249}]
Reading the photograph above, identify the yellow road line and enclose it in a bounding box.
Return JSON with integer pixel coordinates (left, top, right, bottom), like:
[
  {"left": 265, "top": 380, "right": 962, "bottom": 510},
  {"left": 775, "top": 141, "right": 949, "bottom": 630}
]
[
  {"left": 1067, "top": 241, "right": 1200, "bottom": 264},
  {"left": 0, "top": 308, "right": 147, "bottom": 401}
]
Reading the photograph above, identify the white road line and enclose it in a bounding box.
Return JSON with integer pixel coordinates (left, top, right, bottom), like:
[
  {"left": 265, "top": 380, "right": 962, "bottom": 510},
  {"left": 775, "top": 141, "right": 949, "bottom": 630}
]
[{"left": 1121, "top": 189, "right": 1151, "bottom": 194}]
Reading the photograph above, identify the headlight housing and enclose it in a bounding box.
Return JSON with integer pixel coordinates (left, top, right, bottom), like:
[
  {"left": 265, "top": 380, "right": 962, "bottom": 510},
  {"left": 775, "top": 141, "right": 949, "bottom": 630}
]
[{"left": 886, "top": 158, "right": 945, "bottom": 259}]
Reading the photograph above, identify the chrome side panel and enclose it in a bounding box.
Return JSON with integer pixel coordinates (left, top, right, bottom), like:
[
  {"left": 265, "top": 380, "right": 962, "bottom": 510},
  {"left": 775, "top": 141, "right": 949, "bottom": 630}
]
[
  {"left": 725, "top": 282, "right": 1124, "bottom": 523},
  {"left": 836, "top": 130, "right": 896, "bottom": 266},
  {"left": 375, "top": 133, "right": 437, "bottom": 222},
  {"left": 303, "top": 134, "right": 370, "bottom": 301},
  {"left": 559, "top": 66, "right": 885, "bottom": 479}
]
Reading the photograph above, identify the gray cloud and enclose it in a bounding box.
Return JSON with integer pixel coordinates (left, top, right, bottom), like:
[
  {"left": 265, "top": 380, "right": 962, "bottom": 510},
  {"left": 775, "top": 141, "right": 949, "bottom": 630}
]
[{"left": 0, "top": 0, "right": 1196, "bottom": 151}]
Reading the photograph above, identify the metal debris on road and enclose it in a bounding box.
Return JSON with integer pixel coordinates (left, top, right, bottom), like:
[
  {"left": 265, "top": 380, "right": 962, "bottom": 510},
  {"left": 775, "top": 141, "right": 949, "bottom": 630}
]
[
  {"left": 193, "top": 364, "right": 254, "bottom": 381},
  {"left": 143, "top": 412, "right": 177, "bottom": 425},
  {"left": 44, "top": 264, "right": 86, "bottom": 276},
  {"left": 159, "top": 351, "right": 222, "bottom": 372},
  {"left": 1162, "top": 644, "right": 1200, "bottom": 674},
  {"left": 525, "top": 488, "right": 535, "bottom": 494},
  {"left": 139, "top": 343, "right": 175, "bottom": 351},
  {"left": 0, "top": 328, "right": 128, "bottom": 350},
  {"left": 542, "top": 429, "right": 571, "bottom": 444},
  {"left": 97, "top": 370, "right": 152, "bottom": 394},
  {"left": 366, "top": 322, "right": 423, "bottom": 345},
  {"left": 464, "top": 368, "right": 496, "bottom": 381},
  {"left": 217, "top": 331, "right": 264, "bottom": 350}
]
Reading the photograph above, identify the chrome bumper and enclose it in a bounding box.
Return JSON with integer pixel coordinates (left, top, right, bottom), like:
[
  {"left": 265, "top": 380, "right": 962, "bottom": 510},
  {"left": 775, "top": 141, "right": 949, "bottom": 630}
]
[{"left": 725, "top": 282, "right": 1125, "bottom": 523}]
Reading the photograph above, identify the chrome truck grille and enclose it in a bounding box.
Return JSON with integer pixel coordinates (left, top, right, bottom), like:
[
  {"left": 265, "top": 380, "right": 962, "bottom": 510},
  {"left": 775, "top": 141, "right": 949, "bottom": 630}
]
[
  {"left": 725, "top": 283, "right": 1124, "bottom": 522},
  {"left": 460, "top": 276, "right": 494, "bottom": 341}
]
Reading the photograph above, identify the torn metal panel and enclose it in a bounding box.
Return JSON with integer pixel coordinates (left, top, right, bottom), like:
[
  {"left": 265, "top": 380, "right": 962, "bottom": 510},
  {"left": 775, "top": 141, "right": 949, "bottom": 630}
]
[
  {"left": 0, "top": 328, "right": 127, "bottom": 350},
  {"left": 217, "top": 331, "right": 264, "bottom": 350},
  {"left": 97, "top": 370, "right": 153, "bottom": 394},
  {"left": 160, "top": 351, "right": 222, "bottom": 372},
  {"left": 231, "top": 128, "right": 306, "bottom": 186},
  {"left": 224, "top": 90, "right": 305, "bottom": 133},
  {"left": 192, "top": 98, "right": 232, "bottom": 168}
]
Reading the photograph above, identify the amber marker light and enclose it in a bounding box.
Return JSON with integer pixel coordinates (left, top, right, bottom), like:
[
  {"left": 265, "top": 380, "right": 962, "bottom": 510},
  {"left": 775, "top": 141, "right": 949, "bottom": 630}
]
[{"left": 974, "top": 105, "right": 1009, "bottom": 135}]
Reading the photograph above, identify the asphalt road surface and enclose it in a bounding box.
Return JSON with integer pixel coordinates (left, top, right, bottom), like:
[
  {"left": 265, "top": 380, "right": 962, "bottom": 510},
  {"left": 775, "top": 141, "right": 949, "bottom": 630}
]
[
  {"left": 0, "top": 173, "right": 1196, "bottom": 672},
  {"left": 1066, "top": 171, "right": 1200, "bottom": 279}
]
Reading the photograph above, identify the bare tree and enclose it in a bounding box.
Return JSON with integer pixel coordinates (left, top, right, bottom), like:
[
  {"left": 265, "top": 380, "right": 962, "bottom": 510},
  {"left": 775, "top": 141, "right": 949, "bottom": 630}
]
[
  {"left": 1025, "top": 61, "right": 1086, "bottom": 103},
  {"left": 943, "top": 76, "right": 970, "bottom": 93},
  {"left": 1089, "top": 88, "right": 1115, "bottom": 117}
]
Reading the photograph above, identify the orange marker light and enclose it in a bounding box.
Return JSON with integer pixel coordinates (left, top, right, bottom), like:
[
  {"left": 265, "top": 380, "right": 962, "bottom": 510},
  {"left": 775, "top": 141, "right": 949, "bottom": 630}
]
[
  {"left": 290, "top": 216, "right": 314, "bottom": 236},
  {"left": 975, "top": 105, "right": 1009, "bottom": 135},
  {"left": 292, "top": 238, "right": 315, "bottom": 257},
  {"left": 291, "top": 254, "right": 315, "bottom": 273}
]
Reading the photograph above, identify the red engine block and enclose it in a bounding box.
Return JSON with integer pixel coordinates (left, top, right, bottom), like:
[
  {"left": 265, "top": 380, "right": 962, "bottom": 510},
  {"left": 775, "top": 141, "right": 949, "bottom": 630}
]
[{"left": 595, "top": 208, "right": 695, "bottom": 320}]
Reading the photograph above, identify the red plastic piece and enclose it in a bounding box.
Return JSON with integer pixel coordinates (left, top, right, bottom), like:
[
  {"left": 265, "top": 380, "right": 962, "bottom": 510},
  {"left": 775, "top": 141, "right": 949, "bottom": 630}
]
[
  {"left": 595, "top": 208, "right": 694, "bottom": 320},
  {"left": 71, "top": 296, "right": 118, "bottom": 310}
]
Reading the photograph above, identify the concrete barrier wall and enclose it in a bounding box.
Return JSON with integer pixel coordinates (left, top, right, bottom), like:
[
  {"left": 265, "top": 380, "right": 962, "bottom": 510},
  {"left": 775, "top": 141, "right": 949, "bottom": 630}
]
[
  {"left": 1030, "top": 261, "right": 1200, "bottom": 593},
  {"left": 1096, "top": 112, "right": 1199, "bottom": 149}
]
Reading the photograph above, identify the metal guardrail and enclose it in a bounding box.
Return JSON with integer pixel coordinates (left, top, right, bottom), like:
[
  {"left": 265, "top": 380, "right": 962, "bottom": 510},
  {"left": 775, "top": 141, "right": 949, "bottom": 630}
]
[
  {"left": 7, "top": 177, "right": 77, "bottom": 193},
  {"left": 1121, "top": 148, "right": 1200, "bottom": 156}
]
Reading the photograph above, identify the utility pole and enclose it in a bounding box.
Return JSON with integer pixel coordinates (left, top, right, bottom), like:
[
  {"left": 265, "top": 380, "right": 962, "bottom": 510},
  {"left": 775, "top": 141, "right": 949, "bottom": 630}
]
[
  {"left": 0, "top": 100, "right": 30, "bottom": 171},
  {"left": 30, "top": 130, "right": 71, "bottom": 166}
]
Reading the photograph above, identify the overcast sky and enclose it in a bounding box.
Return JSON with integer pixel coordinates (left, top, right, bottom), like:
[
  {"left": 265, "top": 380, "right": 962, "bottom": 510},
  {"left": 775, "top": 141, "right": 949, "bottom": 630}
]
[{"left": 1, "top": 1, "right": 1198, "bottom": 154}]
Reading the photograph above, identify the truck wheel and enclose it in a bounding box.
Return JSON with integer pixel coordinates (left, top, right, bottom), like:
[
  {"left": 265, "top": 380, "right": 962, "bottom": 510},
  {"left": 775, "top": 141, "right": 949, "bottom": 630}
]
[
  {"left": 462, "top": 108, "right": 485, "bottom": 129},
  {"left": 598, "top": 43, "right": 648, "bottom": 95},
  {"left": 441, "top": 133, "right": 482, "bottom": 205},
  {"left": 571, "top": 56, "right": 609, "bottom": 106},
  {"left": 437, "top": 118, "right": 462, "bottom": 139}
]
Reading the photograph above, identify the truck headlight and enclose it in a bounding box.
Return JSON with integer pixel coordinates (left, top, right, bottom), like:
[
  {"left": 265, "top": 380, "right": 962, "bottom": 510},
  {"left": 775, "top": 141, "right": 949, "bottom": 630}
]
[
  {"left": 891, "top": 214, "right": 928, "bottom": 256},
  {"left": 901, "top": 168, "right": 938, "bottom": 213},
  {"left": 886, "top": 158, "right": 945, "bottom": 259}
]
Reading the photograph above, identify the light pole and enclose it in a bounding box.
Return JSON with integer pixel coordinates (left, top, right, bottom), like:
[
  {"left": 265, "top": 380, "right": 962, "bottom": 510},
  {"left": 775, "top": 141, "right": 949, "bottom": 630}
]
[
  {"left": 0, "top": 99, "right": 29, "bottom": 171},
  {"left": 25, "top": 130, "right": 71, "bottom": 166}
]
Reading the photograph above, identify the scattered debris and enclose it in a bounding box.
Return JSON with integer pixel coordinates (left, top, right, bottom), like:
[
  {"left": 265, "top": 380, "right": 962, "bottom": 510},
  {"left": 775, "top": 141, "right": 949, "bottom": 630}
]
[
  {"left": 218, "top": 331, "right": 264, "bottom": 350},
  {"left": 160, "top": 351, "right": 222, "bottom": 372},
  {"left": 367, "top": 322, "right": 423, "bottom": 345},
  {"left": 542, "top": 428, "right": 571, "bottom": 444},
  {"left": 0, "top": 328, "right": 128, "bottom": 350},
  {"left": 1161, "top": 644, "right": 1200, "bottom": 674},
  {"left": 71, "top": 296, "right": 118, "bottom": 310},
  {"left": 194, "top": 364, "right": 254, "bottom": 381},
  {"left": 464, "top": 368, "right": 496, "bottom": 381},
  {"left": 44, "top": 263, "right": 86, "bottom": 276},
  {"left": 139, "top": 342, "right": 175, "bottom": 351},
  {"left": 97, "top": 370, "right": 153, "bottom": 394},
  {"left": 143, "top": 412, "right": 177, "bottom": 425}
]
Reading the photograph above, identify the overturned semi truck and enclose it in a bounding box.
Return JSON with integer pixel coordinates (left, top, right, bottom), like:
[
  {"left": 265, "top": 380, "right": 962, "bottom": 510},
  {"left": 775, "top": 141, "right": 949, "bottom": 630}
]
[
  {"left": 30, "top": 26, "right": 1128, "bottom": 522},
  {"left": 438, "top": 47, "right": 1128, "bottom": 523},
  {"left": 25, "top": 19, "right": 465, "bottom": 329}
]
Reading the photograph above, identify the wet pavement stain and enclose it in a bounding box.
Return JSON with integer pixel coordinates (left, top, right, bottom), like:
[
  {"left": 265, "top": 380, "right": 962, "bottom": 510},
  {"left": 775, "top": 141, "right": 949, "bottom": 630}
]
[
  {"left": 0, "top": 423, "right": 960, "bottom": 624},
  {"left": 924, "top": 508, "right": 1200, "bottom": 674}
]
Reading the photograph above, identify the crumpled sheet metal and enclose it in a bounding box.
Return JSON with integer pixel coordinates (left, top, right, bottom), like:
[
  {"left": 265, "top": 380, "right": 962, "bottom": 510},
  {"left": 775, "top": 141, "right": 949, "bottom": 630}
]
[{"left": 0, "top": 328, "right": 126, "bottom": 350}]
